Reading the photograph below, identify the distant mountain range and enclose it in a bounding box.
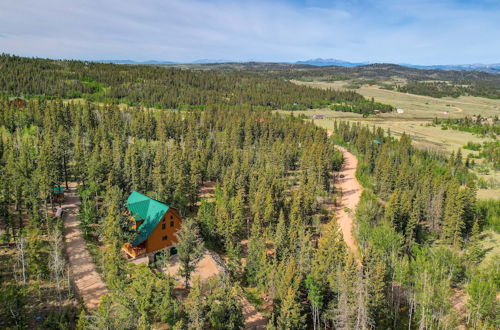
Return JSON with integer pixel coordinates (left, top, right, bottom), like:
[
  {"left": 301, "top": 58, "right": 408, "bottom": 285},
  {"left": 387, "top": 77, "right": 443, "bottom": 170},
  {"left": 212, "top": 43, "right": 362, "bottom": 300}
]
[
  {"left": 403, "top": 63, "right": 500, "bottom": 74},
  {"left": 294, "top": 58, "right": 369, "bottom": 67},
  {"left": 96, "top": 58, "right": 500, "bottom": 74},
  {"left": 98, "top": 59, "right": 178, "bottom": 65},
  {"left": 293, "top": 58, "right": 500, "bottom": 74},
  {"left": 97, "top": 59, "right": 233, "bottom": 65}
]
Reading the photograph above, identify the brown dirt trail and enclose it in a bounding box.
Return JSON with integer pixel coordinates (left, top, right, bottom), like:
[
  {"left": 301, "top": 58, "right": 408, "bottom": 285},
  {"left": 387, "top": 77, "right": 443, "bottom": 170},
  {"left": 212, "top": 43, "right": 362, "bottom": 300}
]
[
  {"left": 240, "top": 296, "right": 267, "bottom": 330},
  {"left": 62, "top": 183, "right": 108, "bottom": 309},
  {"left": 333, "top": 144, "right": 362, "bottom": 256}
]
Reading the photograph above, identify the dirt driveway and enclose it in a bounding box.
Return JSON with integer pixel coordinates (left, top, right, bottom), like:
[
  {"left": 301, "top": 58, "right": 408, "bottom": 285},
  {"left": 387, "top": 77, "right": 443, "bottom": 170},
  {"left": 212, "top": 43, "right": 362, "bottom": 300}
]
[
  {"left": 334, "top": 145, "right": 362, "bottom": 256},
  {"left": 62, "top": 183, "right": 108, "bottom": 309}
]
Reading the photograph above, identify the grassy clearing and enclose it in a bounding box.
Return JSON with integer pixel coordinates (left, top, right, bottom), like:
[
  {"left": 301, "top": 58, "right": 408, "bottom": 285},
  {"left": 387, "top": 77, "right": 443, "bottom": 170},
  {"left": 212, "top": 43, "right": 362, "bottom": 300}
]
[
  {"left": 293, "top": 80, "right": 500, "bottom": 119},
  {"left": 477, "top": 189, "right": 500, "bottom": 200},
  {"left": 277, "top": 109, "right": 490, "bottom": 154},
  {"left": 62, "top": 98, "right": 174, "bottom": 112},
  {"left": 479, "top": 230, "right": 500, "bottom": 268}
]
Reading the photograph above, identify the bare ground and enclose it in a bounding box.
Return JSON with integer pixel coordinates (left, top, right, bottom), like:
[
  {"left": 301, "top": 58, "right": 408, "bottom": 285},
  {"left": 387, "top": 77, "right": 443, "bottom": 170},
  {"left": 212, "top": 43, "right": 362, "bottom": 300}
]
[
  {"left": 62, "top": 183, "right": 108, "bottom": 309},
  {"left": 163, "top": 252, "right": 220, "bottom": 284},
  {"left": 240, "top": 296, "right": 268, "bottom": 329},
  {"left": 334, "top": 145, "right": 362, "bottom": 257}
]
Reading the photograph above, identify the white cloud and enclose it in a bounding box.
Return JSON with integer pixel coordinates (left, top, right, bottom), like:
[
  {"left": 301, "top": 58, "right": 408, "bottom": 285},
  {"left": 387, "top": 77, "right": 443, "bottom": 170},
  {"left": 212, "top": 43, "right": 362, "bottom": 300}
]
[{"left": 0, "top": 0, "right": 498, "bottom": 64}]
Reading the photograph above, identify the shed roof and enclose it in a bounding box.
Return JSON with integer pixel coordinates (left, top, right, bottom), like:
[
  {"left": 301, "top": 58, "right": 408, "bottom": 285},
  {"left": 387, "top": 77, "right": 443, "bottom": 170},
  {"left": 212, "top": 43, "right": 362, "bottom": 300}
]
[
  {"left": 52, "top": 186, "right": 65, "bottom": 194},
  {"left": 126, "top": 191, "right": 170, "bottom": 246}
]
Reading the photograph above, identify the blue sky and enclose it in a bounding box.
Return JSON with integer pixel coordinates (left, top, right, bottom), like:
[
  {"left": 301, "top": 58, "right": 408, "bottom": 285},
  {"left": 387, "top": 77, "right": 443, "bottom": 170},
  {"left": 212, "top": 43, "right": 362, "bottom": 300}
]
[{"left": 0, "top": 0, "right": 499, "bottom": 64}]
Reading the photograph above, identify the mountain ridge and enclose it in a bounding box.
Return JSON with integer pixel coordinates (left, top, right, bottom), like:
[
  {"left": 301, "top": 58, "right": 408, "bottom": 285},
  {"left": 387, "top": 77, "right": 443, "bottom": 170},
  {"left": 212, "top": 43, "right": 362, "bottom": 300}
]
[{"left": 95, "top": 58, "right": 500, "bottom": 74}]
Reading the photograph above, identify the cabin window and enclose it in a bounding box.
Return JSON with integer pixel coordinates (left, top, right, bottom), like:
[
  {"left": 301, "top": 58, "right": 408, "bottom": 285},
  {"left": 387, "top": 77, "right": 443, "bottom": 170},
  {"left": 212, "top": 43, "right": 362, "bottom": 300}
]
[
  {"left": 162, "top": 235, "right": 168, "bottom": 241},
  {"left": 170, "top": 220, "right": 174, "bottom": 227},
  {"left": 170, "top": 215, "right": 173, "bottom": 220},
  {"left": 162, "top": 223, "right": 166, "bottom": 230}
]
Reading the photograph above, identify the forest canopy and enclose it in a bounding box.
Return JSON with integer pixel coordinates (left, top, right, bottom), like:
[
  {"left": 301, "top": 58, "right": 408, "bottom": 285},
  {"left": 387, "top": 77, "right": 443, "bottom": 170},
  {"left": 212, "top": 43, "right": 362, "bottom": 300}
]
[
  {"left": 0, "top": 54, "right": 372, "bottom": 111},
  {"left": 0, "top": 55, "right": 498, "bottom": 329}
]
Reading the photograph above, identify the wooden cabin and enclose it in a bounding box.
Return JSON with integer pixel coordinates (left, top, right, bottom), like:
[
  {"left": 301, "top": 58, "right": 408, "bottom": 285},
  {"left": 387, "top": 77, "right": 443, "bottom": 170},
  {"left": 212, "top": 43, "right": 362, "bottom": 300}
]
[{"left": 122, "top": 191, "right": 182, "bottom": 259}]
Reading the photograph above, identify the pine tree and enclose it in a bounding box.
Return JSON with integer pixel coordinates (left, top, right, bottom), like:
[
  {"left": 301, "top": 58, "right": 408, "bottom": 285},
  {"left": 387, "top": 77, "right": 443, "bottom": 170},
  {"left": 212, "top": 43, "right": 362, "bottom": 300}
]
[
  {"left": 26, "top": 225, "right": 46, "bottom": 279},
  {"left": 101, "top": 185, "right": 126, "bottom": 290},
  {"left": 176, "top": 218, "right": 204, "bottom": 288},
  {"left": 442, "top": 184, "right": 465, "bottom": 247},
  {"left": 184, "top": 278, "right": 206, "bottom": 329},
  {"left": 274, "top": 209, "right": 288, "bottom": 261},
  {"left": 312, "top": 219, "right": 347, "bottom": 289},
  {"left": 246, "top": 221, "right": 268, "bottom": 288},
  {"left": 226, "top": 240, "right": 243, "bottom": 281},
  {"left": 205, "top": 279, "right": 245, "bottom": 329},
  {"left": 276, "top": 286, "right": 305, "bottom": 329},
  {"left": 405, "top": 205, "right": 420, "bottom": 254},
  {"left": 306, "top": 274, "right": 323, "bottom": 330}
]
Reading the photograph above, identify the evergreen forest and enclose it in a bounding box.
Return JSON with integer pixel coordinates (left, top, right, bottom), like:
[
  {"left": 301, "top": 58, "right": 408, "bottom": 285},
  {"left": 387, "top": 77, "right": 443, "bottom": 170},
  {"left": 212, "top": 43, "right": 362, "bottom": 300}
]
[{"left": 0, "top": 55, "right": 498, "bottom": 329}]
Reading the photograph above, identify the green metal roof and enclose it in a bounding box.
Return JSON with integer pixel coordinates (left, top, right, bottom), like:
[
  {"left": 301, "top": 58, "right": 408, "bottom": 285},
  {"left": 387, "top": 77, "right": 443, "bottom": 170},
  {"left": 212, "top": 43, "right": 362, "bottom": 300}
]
[
  {"left": 126, "top": 191, "right": 169, "bottom": 246},
  {"left": 52, "top": 186, "right": 65, "bottom": 194}
]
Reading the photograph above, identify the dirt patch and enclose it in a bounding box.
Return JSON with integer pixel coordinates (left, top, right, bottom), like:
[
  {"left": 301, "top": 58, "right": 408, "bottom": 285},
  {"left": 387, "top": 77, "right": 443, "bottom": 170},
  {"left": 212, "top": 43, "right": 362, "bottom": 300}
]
[
  {"left": 451, "top": 288, "right": 468, "bottom": 329},
  {"left": 333, "top": 145, "right": 362, "bottom": 257},
  {"left": 62, "top": 183, "right": 108, "bottom": 309},
  {"left": 163, "top": 252, "right": 220, "bottom": 285},
  {"left": 198, "top": 181, "right": 216, "bottom": 201},
  {"left": 240, "top": 295, "right": 267, "bottom": 329}
]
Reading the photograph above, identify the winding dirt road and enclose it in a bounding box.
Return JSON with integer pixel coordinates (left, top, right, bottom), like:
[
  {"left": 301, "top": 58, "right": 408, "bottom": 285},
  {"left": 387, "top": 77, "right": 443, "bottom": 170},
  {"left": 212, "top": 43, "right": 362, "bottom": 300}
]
[
  {"left": 334, "top": 145, "right": 362, "bottom": 256},
  {"left": 63, "top": 183, "right": 108, "bottom": 309}
]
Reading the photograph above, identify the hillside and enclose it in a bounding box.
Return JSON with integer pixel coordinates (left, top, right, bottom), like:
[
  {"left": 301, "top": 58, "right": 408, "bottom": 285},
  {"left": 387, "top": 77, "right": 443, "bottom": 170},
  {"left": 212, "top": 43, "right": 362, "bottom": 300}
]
[
  {"left": 170, "top": 62, "right": 500, "bottom": 99},
  {"left": 0, "top": 54, "right": 368, "bottom": 110}
]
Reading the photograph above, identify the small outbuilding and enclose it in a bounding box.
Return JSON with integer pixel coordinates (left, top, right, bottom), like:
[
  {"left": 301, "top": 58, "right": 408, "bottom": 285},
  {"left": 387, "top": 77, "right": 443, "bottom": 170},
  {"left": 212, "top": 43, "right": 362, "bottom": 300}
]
[
  {"left": 9, "top": 97, "right": 28, "bottom": 108},
  {"left": 372, "top": 110, "right": 381, "bottom": 114},
  {"left": 52, "top": 186, "right": 65, "bottom": 203},
  {"left": 312, "top": 114, "right": 325, "bottom": 119},
  {"left": 396, "top": 108, "right": 404, "bottom": 114}
]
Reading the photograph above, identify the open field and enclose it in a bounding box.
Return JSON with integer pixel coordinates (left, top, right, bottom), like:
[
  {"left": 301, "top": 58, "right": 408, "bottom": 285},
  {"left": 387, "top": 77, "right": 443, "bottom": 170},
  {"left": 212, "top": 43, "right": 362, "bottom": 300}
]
[
  {"left": 293, "top": 80, "right": 500, "bottom": 119},
  {"left": 278, "top": 108, "right": 491, "bottom": 154},
  {"left": 289, "top": 80, "right": 500, "bottom": 154},
  {"left": 285, "top": 80, "right": 500, "bottom": 199},
  {"left": 479, "top": 230, "right": 500, "bottom": 268}
]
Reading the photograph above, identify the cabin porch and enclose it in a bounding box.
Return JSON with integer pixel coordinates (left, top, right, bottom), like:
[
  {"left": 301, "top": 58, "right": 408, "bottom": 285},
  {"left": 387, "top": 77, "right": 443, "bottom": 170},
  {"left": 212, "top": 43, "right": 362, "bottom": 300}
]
[{"left": 122, "top": 242, "right": 147, "bottom": 258}]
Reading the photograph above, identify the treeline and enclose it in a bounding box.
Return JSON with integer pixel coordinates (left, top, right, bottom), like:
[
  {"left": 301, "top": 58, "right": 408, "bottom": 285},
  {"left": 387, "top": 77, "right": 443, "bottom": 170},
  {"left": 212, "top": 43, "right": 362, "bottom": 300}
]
[
  {"left": 329, "top": 98, "right": 394, "bottom": 115},
  {"left": 433, "top": 115, "right": 500, "bottom": 137},
  {"left": 396, "top": 81, "right": 500, "bottom": 99},
  {"left": 0, "top": 54, "right": 367, "bottom": 110},
  {"left": 193, "top": 62, "right": 500, "bottom": 100},
  {"left": 331, "top": 121, "right": 499, "bottom": 329}
]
